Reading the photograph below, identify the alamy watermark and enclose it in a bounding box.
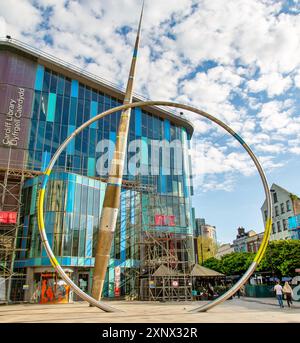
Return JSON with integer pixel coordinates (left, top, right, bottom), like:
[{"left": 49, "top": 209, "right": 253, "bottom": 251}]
[{"left": 95, "top": 138, "right": 190, "bottom": 176}]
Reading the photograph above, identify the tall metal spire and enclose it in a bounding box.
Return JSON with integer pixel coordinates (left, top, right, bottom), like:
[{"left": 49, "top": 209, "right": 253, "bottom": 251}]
[{"left": 91, "top": 1, "right": 144, "bottom": 301}]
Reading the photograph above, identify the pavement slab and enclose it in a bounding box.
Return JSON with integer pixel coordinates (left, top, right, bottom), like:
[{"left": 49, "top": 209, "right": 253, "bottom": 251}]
[{"left": 0, "top": 298, "right": 299, "bottom": 323}]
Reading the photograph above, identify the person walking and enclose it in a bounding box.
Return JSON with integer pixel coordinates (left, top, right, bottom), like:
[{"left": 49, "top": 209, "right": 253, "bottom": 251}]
[
  {"left": 283, "top": 281, "right": 293, "bottom": 308},
  {"left": 274, "top": 281, "right": 284, "bottom": 308}
]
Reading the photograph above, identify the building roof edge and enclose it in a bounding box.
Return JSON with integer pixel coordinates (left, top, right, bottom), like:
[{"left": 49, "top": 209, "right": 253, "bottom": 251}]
[{"left": 0, "top": 38, "right": 194, "bottom": 135}]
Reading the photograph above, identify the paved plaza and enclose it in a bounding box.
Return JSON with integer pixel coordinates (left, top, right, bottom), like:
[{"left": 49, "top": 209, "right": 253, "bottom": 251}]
[{"left": 0, "top": 298, "right": 299, "bottom": 323}]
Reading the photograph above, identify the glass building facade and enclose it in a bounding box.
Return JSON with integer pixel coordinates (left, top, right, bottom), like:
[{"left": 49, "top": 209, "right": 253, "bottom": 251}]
[{"left": 0, "top": 41, "right": 194, "bottom": 302}]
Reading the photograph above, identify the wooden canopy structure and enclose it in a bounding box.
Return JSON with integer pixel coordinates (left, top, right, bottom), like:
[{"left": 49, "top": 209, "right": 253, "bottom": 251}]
[{"left": 191, "top": 264, "right": 224, "bottom": 277}]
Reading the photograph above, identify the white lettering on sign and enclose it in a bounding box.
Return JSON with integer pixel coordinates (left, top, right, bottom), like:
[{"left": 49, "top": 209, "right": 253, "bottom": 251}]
[{"left": 2, "top": 88, "right": 24, "bottom": 146}]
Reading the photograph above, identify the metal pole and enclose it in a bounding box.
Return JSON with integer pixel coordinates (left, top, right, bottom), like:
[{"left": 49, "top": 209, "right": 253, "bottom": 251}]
[{"left": 91, "top": 1, "right": 145, "bottom": 301}]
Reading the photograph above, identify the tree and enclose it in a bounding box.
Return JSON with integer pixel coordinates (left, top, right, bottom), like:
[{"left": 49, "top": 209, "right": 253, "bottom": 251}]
[
  {"left": 202, "top": 257, "right": 222, "bottom": 273},
  {"left": 203, "top": 241, "right": 300, "bottom": 277},
  {"left": 196, "top": 236, "right": 218, "bottom": 264},
  {"left": 257, "top": 240, "right": 300, "bottom": 276},
  {"left": 203, "top": 252, "right": 254, "bottom": 275},
  {"left": 220, "top": 252, "right": 255, "bottom": 275}
]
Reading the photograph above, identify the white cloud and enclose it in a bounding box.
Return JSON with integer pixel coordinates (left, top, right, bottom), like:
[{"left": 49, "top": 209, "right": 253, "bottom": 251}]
[
  {"left": 0, "top": 0, "right": 41, "bottom": 37},
  {"left": 294, "top": 69, "right": 300, "bottom": 88},
  {"left": 1, "top": 0, "right": 300, "bottom": 193},
  {"left": 257, "top": 100, "right": 292, "bottom": 131},
  {"left": 247, "top": 72, "right": 292, "bottom": 97}
]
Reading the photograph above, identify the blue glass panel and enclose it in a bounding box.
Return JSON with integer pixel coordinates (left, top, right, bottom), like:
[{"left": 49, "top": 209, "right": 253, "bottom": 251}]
[
  {"left": 40, "top": 93, "right": 48, "bottom": 121},
  {"left": 62, "top": 257, "right": 71, "bottom": 266},
  {"left": 62, "top": 97, "right": 70, "bottom": 125},
  {"left": 87, "top": 157, "right": 95, "bottom": 177},
  {"left": 64, "top": 77, "right": 71, "bottom": 97},
  {"left": 82, "top": 129, "right": 88, "bottom": 154},
  {"left": 32, "top": 91, "right": 41, "bottom": 120},
  {"left": 69, "top": 97, "right": 77, "bottom": 126},
  {"left": 288, "top": 216, "right": 298, "bottom": 230},
  {"left": 47, "top": 93, "right": 56, "bottom": 122},
  {"left": 71, "top": 79, "right": 79, "bottom": 98},
  {"left": 90, "top": 101, "right": 98, "bottom": 129},
  {"left": 41, "top": 151, "right": 51, "bottom": 172},
  {"left": 42, "top": 69, "right": 51, "bottom": 93},
  {"left": 89, "top": 129, "right": 96, "bottom": 156},
  {"left": 41, "top": 257, "right": 51, "bottom": 265},
  {"left": 135, "top": 107, "right": 142, "bottom": 137},
  {"left": 79, "top": 83, "right": 84, "bottom": 99},
  {"left": 164, "top": 119, "right": 170, "bottom": 141},
  {"left": 84, "top": 99, "right": 90, "bottom": 123},
  {"left": 50, "top": 72, "right": 57, "bottom": 93},
  {"left": 109, "top": 131, "right": 116, "bottom": 162},
  {"left": 161, "top": 175, "right": 167, "bottom": 193},
  {"left": 66, "top": 181, "right": 75, "bottom": 212},
  {"left": 34, "top": 65, "right": 44, "bottom": 91},
  {"left": 183, "top": 176, "right": 189, "bottom": 198},
  {"left": 44, "top": 122, "right": 53, "bottom": 152},
  {"left": 76, "top": 98, "right": 84, "bottom": 127},
  {"left": 85, "top": 216, "right": 93, "bottom": 257},
  {"left": 54, "top": 95, "right": 63, "bottom": 123},
  {"left": 57, "top": 75, "right": 65, "bottom": 95},
  {"left": 141, "top": 136, "right": 148, "bottom": 164},
  {"left": 66, "top": 125, "right": 75, "bottom": 154}
]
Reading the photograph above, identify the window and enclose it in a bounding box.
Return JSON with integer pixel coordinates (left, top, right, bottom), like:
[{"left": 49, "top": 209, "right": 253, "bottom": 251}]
[
  {"left": 277, "top": 221, "right": 281, "bottom": 232},
  {"left": 272, "top": 223, "right": 275, "bottom": 234},
  {"left": 275, "top": 206, "right": 279, "bottom": 217},
  {"left": 283, "top": 219, "right": 287, "bottom": 231},
  {"left": 273, "top": 192, "right": 278, "bottom": 203},
  {"left": 280, "top": 203, "right": 285, "bottom": 214},
  {"left": 286, "top": 200, "right": 291, "bottom": 212}
]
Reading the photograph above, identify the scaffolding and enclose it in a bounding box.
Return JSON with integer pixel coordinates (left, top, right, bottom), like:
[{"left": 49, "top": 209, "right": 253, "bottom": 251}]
[
  {"left": 0, "top": 152, "right": 40, "bottom": 303},
  {"left": 137, "top": 177, "right": 193, "bottom": 301},
  {"left": 110, "top": 173, "right": 195, "bottom": 302}
]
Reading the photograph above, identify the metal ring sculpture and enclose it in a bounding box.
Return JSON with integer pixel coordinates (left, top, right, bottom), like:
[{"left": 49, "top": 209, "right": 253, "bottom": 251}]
[{"left": 37, "top": 101, "right": 272, "bottom": 313}]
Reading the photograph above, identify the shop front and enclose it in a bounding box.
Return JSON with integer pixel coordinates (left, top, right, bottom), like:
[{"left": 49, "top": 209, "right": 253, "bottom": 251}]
[{"left": 29, "top": 268, "right": 73, "bottom": 304}]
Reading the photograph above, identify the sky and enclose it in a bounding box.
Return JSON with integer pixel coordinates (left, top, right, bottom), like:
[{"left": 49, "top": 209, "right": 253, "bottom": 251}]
[{"left": 1, "top": 0, "right": 300, "bottom": 243}]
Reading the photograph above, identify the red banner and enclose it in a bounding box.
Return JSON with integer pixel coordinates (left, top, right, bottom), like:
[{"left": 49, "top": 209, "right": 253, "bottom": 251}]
[
  {"left": 154, "top": 214, "right": 176, "bottom": 226},
  {"left": 0, "top": 211, "right": 17, "bottom": 224}
]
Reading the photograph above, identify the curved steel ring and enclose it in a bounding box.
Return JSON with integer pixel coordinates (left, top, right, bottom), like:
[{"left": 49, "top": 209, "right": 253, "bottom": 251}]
[{"left": 37, "top": 100, "right": 272, "bottom": 313}]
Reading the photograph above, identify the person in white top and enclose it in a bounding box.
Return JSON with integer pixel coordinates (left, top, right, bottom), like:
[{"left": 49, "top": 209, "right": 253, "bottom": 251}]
[{"left": 274, "top": 281, "right": 284, "bottom": 308}]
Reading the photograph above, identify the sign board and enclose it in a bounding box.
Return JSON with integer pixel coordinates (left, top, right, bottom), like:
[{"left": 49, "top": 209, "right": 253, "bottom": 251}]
[
  {"left": 149, "top": 280, "right": 155, "bottom": 289},
  {"left": 172, "top": 280, "right": 179, "bottom": 287},
  {"left": 154, "top": 215, "right": 176, "bottom": 226},
  {"left": 0, "top": 212, "right": 17, "bottom": 224},
  {"left": 295, "top": 269, "right": 300, "bottom": 273}
]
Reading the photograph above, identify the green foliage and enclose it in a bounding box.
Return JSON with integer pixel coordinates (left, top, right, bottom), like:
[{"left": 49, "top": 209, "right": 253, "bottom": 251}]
[
  {"left": 202, "top": 257, "right": 222, "bottom": 273},
  {"left": 203, "top": 240, "right": 300, "bottom": 277},
  {"left": 203, "top": 252, "right": 255, "bottom": 275},
  {"left": 257, "top": 240, "right": 300, "bottom": 276},
  {"left": 220, "top": 252, "right": 255, "bottom": 275}
]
